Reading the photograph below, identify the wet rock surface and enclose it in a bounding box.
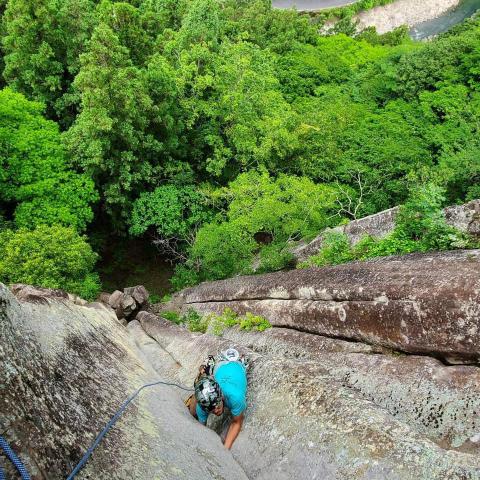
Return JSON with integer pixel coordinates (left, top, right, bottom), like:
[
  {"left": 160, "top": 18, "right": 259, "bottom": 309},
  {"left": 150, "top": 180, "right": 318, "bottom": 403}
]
[
  {"left": 0, "top": 284, "right": 248, "bottom": 480},
  {"left": 177, "top": 250, "right": 480, "bottom": 362}
]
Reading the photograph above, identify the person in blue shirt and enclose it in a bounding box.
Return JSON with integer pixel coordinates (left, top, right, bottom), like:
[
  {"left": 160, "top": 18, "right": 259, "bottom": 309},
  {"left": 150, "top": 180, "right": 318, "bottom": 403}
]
[{"left": 187, "top": 352, "right": 247, "bottom": 449}]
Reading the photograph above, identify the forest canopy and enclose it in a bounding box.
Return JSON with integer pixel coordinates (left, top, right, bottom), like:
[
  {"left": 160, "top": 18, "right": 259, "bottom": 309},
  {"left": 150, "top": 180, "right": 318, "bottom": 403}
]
[{"left": 0, "top": 0, "right": 479, "bottom": 296}]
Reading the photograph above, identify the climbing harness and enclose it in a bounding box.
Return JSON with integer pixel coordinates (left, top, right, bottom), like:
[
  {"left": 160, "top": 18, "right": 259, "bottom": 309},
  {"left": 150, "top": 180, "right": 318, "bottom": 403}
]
[{"left": 0, "top": 380, "right": 193, "bottom": 480}]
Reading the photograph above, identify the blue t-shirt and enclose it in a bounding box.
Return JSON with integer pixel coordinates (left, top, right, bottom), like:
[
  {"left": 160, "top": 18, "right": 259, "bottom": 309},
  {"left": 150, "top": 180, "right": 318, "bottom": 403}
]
[{"left": 196, "top": 361, "right": 247, "bottom": 424}]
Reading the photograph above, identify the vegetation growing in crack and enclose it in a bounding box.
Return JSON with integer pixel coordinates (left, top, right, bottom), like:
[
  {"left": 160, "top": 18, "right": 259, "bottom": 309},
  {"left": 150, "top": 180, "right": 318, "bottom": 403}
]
[{"left": 162, "top": 307, "right": 271, "bottom": 335}]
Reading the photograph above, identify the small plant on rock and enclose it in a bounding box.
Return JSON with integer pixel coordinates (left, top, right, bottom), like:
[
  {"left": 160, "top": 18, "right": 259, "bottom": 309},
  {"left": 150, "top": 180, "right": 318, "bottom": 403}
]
[
  {"left": 238, "top": 312, "right": 272, "bottom": 332},
  {"left": 182, "top": 308, "right": 208, "bottom": 333},
  {"left": 162, "top": 310, "right": 181, "bottom": 324},
  {"left": 208, "top": 308, "right": 239, "bottom": 336}
]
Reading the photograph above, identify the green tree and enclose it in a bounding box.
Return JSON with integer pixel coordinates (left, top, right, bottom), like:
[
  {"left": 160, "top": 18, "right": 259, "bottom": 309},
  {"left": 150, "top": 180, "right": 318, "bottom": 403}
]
[
  {"left": 129, "top": 184, "right": 214, "bottom": 259},
  {"left": 225, "top": 169, "right": 337, "bottom": 241},
  {"left": 0, "top": 225, "right": 100, "bottom": 300},
  {"left": 96, "top": 1, "right": 153, "bottom": 66},
  {"left": 188, "top": 221, "right": 256, "bottom": 281},
  {"left": 2, "top": 0, "right": 97, "bottom": 124},
  {"left": 172, "top": 170, "right": 338, "bottom": 286},
  {"left": 222, "top": 0, "right": 317, "bottom": 53},
  {"left": 173, "top": 40, "right": 300, "bottom": 179},
  {"left": 0, "top": 88, "right": 97, "bottom": 231},
  {"left": 64, "top": 23, "right": 168, "bottom": 224},
  {"left": 140, "top": 0, "right": 188, "bottom": 32},
  {"left": 176, "top": 0, "right": 222, "bottom": 50}
]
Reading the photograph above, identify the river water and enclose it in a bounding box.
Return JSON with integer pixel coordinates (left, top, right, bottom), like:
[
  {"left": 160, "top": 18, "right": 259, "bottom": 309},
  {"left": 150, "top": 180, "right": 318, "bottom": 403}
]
[
  {"left": 272, "top": 0, "right": 480, "bottom": 38},
  {"left": 409, "top": 0, "right": 480, "bottom": 39}
]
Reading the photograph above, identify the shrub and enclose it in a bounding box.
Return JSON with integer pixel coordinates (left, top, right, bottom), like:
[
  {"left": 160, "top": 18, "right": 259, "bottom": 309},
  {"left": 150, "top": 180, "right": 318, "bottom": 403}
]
[
  {"left": 256, "top": 243, "right": 295, "bottom": 273},
  {"left": 149, "top": 294, "right": 162, "bottom": 304},
  {"left": 170, "top": 264, "right": 201, "bottom": 291},
  {"left": 395, "top": 183, "right": 474, "bottom": 251},
  {"left": 0, "top": 224, "right": 100, "bottom": 300},
  {"left": 172, "top": 307, "right": 271, "bottom": 335},
  {"left": 207, "top": 308, "right": 239, "bottom": 336},
  {"left": 238, "top": 312, "right": 271, "bottom": 332},
  {"left": 162, "top": 310, "right": 181, "bottom": 324},
  {"left": 181, "top": 308, "right": 208, "bottom": 333},
  {"left": 160, "top": 293, "right": 172, "bottom": 303},
  {"left": 188, "top": 222, "right": 256, "bottom": 281},
  {"left": 298, "top": 231, "right": 353, "bottom": 268}
]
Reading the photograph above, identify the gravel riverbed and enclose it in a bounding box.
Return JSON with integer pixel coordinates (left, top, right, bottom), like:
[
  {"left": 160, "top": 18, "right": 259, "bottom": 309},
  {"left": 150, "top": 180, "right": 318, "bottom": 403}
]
[{"left": 356, "top": 0, "right": 461, "bottom": 33}]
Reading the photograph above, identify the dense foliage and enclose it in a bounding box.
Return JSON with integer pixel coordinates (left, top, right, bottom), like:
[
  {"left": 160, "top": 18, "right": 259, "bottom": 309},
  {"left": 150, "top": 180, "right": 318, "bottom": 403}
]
[
  {"left": 0, "top": 225, "right": 100, "bottom": 299},
  {"left": 0, "top": 0, "right": 479, "bottom": 296},
  {"left": 170, "top": 169, "right": 338, "bottom": 288},
  {"left": 0, "top": 89, "right": 97, "bottom": 231}
]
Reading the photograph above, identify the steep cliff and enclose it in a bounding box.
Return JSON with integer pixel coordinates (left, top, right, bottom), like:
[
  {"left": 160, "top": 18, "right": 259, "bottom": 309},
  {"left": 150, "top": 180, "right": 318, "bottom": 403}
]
[
  {"left": 2, "top": 247, "right": 480, "bottom": 479},
  {"left": 0, "top": 284, "right": 247, "bottom": 479}
]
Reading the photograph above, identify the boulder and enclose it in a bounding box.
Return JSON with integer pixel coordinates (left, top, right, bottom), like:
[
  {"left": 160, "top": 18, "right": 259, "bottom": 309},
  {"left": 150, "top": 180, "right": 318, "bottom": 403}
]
[
  {"left": 293, "top": 199, "right": 480, "bottom": 263},
  {"left": 176, "top": 250, "right": 480, "bottom": 362},
  {"left": 107, "top": 289, "right": 124, "bottom": 309},
  {"left": 98, "top": 291, "right": 112, "bottom": 304},
  {"left": 124, "top": 285, "right": 149, "bottom": 307},
  {"left": 108, "top": 289, "right": 137, "bottom": 320},
  {"left": 134, "top": 311, "right": 480, "bottom": 479},
  {"left": 0, "top": 284, "right": 248, "bottom": 479}
]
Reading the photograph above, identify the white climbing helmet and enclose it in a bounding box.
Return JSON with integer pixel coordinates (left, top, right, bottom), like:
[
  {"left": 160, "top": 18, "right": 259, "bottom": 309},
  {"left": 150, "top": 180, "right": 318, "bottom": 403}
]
[{"left": 223, "top": 347, "right": 240, "bottom": 362}]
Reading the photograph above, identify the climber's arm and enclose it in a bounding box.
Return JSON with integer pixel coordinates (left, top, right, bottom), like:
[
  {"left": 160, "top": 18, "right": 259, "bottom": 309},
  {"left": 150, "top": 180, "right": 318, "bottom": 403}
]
[{"left": 223, "top": 413, "right": 243, "bottom": 449}]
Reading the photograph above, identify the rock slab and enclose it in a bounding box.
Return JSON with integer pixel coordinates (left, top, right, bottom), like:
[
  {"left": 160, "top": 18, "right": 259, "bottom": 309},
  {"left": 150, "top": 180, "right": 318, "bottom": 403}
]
[
  {"left": 0, "top": 284, "right": 248, "bottom": 479},
  {"left": 178, "top": 250, "right": 480, "bottom": 362},
  {"left": 293, "top": 199, "right": 480, "bottom": 263}
]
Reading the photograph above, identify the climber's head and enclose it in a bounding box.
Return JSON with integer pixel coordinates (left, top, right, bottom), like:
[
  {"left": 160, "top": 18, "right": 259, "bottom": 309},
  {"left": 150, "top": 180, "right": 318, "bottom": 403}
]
[{"left": 194, "top": 376, "right": 224, "bottom": 415}]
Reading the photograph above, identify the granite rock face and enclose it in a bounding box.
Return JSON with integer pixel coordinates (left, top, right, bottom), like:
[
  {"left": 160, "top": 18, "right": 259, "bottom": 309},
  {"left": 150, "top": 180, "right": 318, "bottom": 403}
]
[
  {"left": 292, "top": 199, "right": 480, "bottom": 263},
  {"left": 223, "top": 327, "right": 480, "bottom": 450},
  {"left": 0, "top": 284, "right": 248, "bottom": 480},
  {"left": 177, "top": 250, "right": 480, "bottom": 363},
  {"left": 2, "top": 280, "right": 480, "bottom": 479},
  {"left": 133, "top": 312, "right": 480, "bottom": 479}
]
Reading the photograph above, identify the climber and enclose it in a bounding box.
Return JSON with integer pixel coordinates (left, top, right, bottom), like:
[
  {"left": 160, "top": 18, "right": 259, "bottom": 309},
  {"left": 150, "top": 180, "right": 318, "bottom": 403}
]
[{"left": 186, "top": 348, "right": 247, "bottom": 449}]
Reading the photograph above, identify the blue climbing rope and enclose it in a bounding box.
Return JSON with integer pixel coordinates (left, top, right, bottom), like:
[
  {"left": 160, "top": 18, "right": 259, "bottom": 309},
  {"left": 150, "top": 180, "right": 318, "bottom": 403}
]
[
  {"left": 67, "top": 380, "right": 193, "bottom": 480},
  {"left": 0, "top": 380, "right": 192, "bottom": 480},
  {"left": 0, "top": 435, "right": 31, "bottom": 480}
]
